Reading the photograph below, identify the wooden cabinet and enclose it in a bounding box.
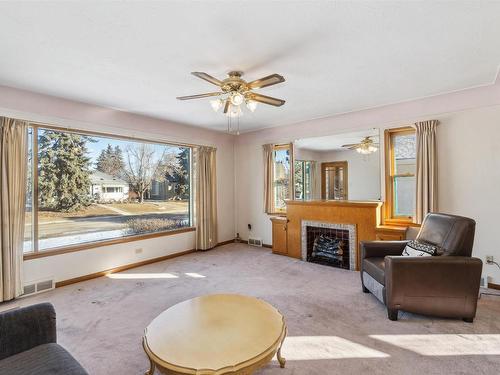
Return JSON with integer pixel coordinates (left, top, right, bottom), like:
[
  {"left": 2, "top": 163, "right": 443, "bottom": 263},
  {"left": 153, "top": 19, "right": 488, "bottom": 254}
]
[
  {"left": 375, "top": 225, "right": 407, "bottom": 241},
  {"left": 270, "top": 217, "right": 288, "bottom": 255}
]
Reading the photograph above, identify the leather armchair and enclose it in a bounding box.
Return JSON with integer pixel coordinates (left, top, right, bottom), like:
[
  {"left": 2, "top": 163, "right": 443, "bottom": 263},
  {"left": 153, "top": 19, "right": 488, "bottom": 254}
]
[{"left": 360, "top": 213, "right": 482, "bottom": 322}]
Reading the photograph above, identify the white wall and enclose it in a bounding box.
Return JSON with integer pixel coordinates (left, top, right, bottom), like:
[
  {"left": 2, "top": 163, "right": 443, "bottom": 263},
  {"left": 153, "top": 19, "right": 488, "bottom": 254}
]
[
  {"left": 23, "top": 231, "right": 195, "bottom": 283},
  {"left": 0, "top": 86, "right": 236, "bottom": 283},
  {"left": 437, "top": 106, "right": 500, "bottom": 285},
  {"left": 235, "top": 82, "right": 500, "bottom": 284}
]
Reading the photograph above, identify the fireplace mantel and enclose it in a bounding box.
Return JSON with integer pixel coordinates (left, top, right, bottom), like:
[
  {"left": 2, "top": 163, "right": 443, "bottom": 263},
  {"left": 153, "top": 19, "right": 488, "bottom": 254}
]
[{"left": 285, "top": 200, "right": 383, "bottom": 270}]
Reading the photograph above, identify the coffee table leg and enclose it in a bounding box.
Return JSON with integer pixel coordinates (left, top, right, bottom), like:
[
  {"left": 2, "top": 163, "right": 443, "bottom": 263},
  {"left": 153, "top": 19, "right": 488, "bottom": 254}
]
[
  {"left": 145, "top": 358, "right": 156, "bottom": 375},
  {"left": 143, "top": 337, "right": 156, "bottom": 375},
  {"left": 277, "top": 328, "right": 287, "bottom": 368}
]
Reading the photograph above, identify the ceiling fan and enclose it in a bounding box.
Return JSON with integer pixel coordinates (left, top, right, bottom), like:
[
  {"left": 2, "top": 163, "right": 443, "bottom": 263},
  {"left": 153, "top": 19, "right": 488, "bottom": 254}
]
[
  {"left": 176, "top": 71, "right": 285, "bottom": 116},
  {"left": 342, "top": 136, "right": 379, "bottom": 154}
]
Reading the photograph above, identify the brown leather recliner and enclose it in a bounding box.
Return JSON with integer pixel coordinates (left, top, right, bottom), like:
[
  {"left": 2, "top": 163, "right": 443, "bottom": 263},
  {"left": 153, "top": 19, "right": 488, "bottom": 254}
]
[{"left": 360, "top": 213, "right": 482, "bottom": 322}]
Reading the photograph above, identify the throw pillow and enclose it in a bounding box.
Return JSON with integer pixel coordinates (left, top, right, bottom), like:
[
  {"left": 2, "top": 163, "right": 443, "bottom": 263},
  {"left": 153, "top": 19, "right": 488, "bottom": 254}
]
[{"left": 402, "top": 240, "right": 437, "bottom": 257}]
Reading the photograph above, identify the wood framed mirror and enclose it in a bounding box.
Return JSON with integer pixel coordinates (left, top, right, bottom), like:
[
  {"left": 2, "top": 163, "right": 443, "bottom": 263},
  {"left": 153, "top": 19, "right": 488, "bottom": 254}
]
[{"left": 321, "top": 161, "right": 348, "bottom": 200}]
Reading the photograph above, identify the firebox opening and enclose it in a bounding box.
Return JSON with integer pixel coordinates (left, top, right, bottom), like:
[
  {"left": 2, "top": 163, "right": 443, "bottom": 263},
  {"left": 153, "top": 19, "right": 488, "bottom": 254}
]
[{"left": 306, "top": 226, "right": 350, "bottom": 269}]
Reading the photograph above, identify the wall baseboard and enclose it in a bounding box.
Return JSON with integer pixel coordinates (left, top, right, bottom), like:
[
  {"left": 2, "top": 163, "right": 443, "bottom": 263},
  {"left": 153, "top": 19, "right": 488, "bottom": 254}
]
[
  {"left": 488, "top": 282, "right": 500, "bottom": 290},
  {"left": 55, "top": 249, "right": 196, "bottom": 288},
  {"left": 55, "top": 239, "right": 239, "bottom": 288}
]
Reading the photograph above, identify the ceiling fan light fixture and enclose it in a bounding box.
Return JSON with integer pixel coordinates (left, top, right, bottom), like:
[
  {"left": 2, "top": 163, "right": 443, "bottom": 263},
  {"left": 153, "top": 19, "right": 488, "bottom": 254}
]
[
  {"left": 230, "top": 92, "right": 244, "bottom": 106},
  {"left": 246, "top": 100, "right": 258, "bottom": 112},
  {"left": 210, "top": 98, "right": 223, "bottom": 112},
  {"left": 226, "top": 104, "right": 242, "bottom": 118},
  {"left": 355, "top": 144, "right": 378, "bottom": 154}
]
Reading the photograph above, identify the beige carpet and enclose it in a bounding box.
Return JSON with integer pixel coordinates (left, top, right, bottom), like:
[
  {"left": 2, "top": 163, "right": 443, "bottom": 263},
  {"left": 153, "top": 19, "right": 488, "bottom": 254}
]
[{"left": 10, "top": 244, "right": 500, "bottom": 374}]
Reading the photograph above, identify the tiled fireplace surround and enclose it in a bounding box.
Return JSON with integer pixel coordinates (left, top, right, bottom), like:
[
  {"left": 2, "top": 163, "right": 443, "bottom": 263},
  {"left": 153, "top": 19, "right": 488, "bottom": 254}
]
[{"left": 301, "top": 220, "right": 357, "bottom": 270}]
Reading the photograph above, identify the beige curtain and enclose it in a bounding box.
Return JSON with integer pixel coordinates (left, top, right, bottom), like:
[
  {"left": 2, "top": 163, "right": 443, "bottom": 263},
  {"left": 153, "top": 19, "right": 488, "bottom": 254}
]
[
  {"left": 1, "top": 117, "right": 28, "bottom": 302},
  {"left": 194, "top": 146, "right": 218, "bottom": 250},
  {"left": 415, "top": 120, "right": 438, "bottom": 224},
  {"left": 263, "top": 144, "right": 274, "bottom": 213},
  {"left": 309, "top": 161, "right": 320, "bottom": 199}
]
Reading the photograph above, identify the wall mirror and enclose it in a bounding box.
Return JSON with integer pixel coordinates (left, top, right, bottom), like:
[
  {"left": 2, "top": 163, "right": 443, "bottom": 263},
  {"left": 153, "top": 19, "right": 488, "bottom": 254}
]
[{"left": 294, "top": 129, "right": 381, "bottom": 201}]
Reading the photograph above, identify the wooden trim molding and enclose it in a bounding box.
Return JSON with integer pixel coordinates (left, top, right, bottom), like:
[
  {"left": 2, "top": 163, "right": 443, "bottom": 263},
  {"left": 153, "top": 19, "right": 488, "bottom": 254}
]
[
  {"left": 488, "top": 282, "right": 500, "bottom": 290},
  {"left": 55, "top": 249, "right": 196, "bottom": 288},
  {"left": 24, "top": 227, "right": 196, "bottom": 260},
  {"left": 55, "top": 239, "right": 236, "bottom": 288},
  {"left": 384, "top": 126, "right": 416, "bottom": 224}
]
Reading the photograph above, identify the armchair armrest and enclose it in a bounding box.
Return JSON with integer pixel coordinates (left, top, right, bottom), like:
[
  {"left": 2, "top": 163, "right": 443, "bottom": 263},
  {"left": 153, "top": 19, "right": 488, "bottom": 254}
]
[
  {"left": 360, "top": 240, "right": 408, "bottom": 259},
  {"left": 0, "top": 303, "right": 56, "bottom": 360},
  {"left": 385, "top": 256, "right": 482, "bottom": 319}
]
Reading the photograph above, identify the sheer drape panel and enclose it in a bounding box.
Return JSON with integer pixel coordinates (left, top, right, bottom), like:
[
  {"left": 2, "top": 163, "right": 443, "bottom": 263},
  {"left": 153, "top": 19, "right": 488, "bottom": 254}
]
[
  {"left": 0, "top": 117, "right": 28, "bottom": 301},
  {"left": 263, "top": 144, "right": 274, "bottom": 213},
  {"left": 309, "top": 161, "right": 320, "bottom": 200},
  {"left": 415, "top": 120, "right": 438, "bottom": 224},
  {"left": 194, "top": 146, "right": 218, "bottom": 250}
]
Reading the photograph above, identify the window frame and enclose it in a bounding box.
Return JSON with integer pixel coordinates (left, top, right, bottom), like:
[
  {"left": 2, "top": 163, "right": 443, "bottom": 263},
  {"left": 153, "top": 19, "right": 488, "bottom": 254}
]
[
  {"left": 24, "top": 122, "right": 195, "bottom": 260},
  {"left": 270, "top": 143, "right": 293, "bottom": 214},
  {"left": 384, "top": 126, "right": 417, "bottom": 224}
]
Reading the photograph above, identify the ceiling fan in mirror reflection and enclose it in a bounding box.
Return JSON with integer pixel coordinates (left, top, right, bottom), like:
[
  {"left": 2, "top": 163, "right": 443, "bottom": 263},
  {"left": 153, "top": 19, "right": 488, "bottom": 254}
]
[{"left": 342, "top": 136, "right": 379, "bottom": 154}]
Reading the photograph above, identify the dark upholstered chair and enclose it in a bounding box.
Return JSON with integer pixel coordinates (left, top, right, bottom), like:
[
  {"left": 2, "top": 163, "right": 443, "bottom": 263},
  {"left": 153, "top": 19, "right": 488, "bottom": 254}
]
[
  {"left": 360, "top": 213, "right": 482, "bottom": 322},
  {"left": 0, "top": 303, "right": 88, "bottom": 374}
]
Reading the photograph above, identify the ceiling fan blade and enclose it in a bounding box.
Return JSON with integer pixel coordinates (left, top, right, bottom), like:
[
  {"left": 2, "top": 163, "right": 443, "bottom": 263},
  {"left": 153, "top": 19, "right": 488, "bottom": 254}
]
[
  {"left": 247, "top": 73, "right": 285, "bottom": 89},
  {"left": 176, "top": 92, "right": 223, "bottom": 100},
  {"left": 341, "top": 144, "right": 358, "bottom": 148},
  {"left": 191, "top": 72, "right": 223, "bottom": 86},
  {"left": 247, "top": 93, "right": 285, "bottom": 107},
  {"left": 223, "top": 100, "right": 230, "bottom": 114}
]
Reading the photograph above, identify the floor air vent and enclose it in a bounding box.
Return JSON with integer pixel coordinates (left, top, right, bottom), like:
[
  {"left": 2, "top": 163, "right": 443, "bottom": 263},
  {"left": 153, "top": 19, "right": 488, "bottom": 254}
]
[
  {"left": 248, "top": 237, "right": 263, "bottom": 247},
  {"left": 22, "top": 279, "right": 55, "bottom": 297}
]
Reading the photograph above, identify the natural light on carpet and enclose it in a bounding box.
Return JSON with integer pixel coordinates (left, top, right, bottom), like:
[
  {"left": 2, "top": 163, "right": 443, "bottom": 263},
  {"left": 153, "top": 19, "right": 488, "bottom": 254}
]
[
  {"left": 185, "top": 273, "right": 206, "bottom": 278},
  {"left": 106, "top": 272, "right": 207, "bottom": 279},
  {"left": 276, "top": 336, "right": 389, "bottom": 360},
  {"left": 106, "top": 273, "right": 179, "bottom": 279},
  {"left": 370, "top": 334, "right": 500, "bottom": 356}
]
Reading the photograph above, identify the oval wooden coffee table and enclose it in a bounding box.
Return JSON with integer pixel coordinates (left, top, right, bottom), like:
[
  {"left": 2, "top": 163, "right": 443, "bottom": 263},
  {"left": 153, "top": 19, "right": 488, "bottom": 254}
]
[{"left": 143, "top": 294, "right": 287, "bottom": 375}]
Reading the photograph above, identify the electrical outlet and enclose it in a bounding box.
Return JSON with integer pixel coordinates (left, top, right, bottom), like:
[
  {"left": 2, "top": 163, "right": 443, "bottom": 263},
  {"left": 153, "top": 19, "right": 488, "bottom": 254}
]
[
  {"left": 135, "top": 248, "right": 143, "bottom": 254},
  {"left": 486, "top": 255, "right": 494, "bottom": 263}
]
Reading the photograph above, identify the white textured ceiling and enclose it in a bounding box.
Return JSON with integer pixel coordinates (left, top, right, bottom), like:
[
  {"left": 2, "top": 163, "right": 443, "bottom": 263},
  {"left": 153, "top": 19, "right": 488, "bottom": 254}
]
[
  {"left": 295, "top": 129, "right": 380, "bottom": 151},
  {"left": 1, "top": 1, "right": 500, "bottom": 133}
]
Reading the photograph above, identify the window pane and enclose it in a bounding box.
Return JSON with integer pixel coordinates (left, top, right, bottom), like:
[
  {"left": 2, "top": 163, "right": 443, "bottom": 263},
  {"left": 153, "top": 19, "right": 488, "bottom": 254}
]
[
  {"left": 36, "top": 128, "right": 191, "bottom": 250},
  {"left": 273, "top": 147, "right": 290, "bottom": 211},
  {"left": 295, "top": 161, "right": 312, "bottom": 201},
  {"left": 394, "top": 176, "right": 416, "bottom": 217},
  {"left": 392, "top": 132, "right": 416, "bottom": 218},
  {"left": 294, "top": 161, "right": 304, "bottom": 200},
  {"left": 304, "top": 162, "right": 312, "bottom": 200},
  {"left": 23, "top": 127, "right": 34, "bottom": 253},
  {"left": 393, "top": 133, "right": 416, "bottom": 175}
]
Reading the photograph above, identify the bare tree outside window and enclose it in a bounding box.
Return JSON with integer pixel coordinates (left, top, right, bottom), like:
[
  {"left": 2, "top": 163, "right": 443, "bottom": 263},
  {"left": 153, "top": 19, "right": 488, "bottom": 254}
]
[{"left": 122, "top": 144, "right": 168, "bottom": 203}]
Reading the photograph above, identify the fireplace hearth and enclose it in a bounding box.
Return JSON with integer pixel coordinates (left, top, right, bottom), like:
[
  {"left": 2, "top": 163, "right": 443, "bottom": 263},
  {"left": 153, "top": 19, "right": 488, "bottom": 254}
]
[{"left": 301, "top": 220, "right": 356, "bottom": 270}]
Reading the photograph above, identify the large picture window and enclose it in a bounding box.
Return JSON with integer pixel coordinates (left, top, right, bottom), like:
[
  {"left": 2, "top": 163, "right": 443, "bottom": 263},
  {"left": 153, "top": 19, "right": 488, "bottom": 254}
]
[
  {"left": 24, "top": 126, "right": 192, "bottom": 254},
  {"left": 385, "top": 127, "right": 416, "bottom": 222}
]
